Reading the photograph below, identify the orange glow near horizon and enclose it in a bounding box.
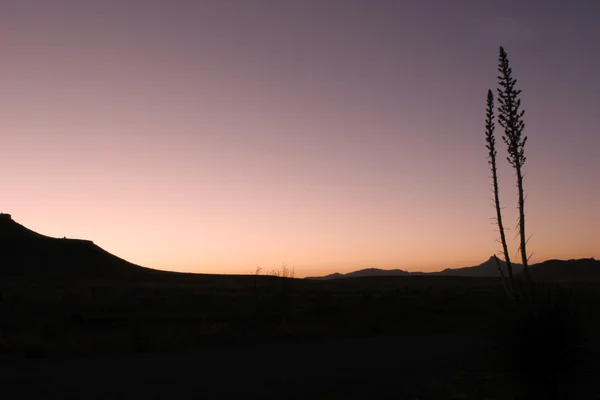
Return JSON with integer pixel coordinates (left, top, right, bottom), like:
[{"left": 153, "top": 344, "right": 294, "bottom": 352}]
[{"left": 1, "top": 3, "right": 598, "bottom": 278}]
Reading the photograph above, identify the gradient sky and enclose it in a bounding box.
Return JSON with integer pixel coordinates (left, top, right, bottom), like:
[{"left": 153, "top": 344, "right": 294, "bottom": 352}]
[{"left": 2, "top": 1, "right": 599, "bottom": 277}]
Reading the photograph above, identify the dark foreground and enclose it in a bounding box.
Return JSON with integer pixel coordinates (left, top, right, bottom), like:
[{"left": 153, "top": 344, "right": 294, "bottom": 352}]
[
  {"left": 2, "top": 275, "right": 600, "bottom": 398},
  {"left": 2, "top": 333, "right": 599, "bottom": 400},
  {"left": 0, "top": 334, "right": 510, "bottom": 399}
]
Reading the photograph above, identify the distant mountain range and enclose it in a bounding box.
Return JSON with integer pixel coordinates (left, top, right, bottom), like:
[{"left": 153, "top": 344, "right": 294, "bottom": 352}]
[
  {"left": 430, "top": 256, "right": 524, "bottom": 277},
  {"left": 305, "top": 257, "right": 521, "bottom": 280},
  {"left": 305, "top": 256, "right": 599, "bottom": 281},
  {"left": 1, "top": 213, "right": 598, "bottom": 282}
]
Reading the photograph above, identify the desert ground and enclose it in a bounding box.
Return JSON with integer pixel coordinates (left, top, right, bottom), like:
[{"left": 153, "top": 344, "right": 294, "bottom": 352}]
[
  {"left": 1, "top": 275, "right": 600, "bottom": 399},
  {"left": 1, "top": 334, "right": 501, "bottom": 399}
]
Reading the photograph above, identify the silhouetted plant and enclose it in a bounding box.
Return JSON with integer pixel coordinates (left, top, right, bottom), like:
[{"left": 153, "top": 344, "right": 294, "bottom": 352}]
[
  {"left": 486, "top": 47, "right": 586, "bottom": 399},
  {"left": 253, "top": 266, "right": 262, "bottom": 316},
  {"left": 253, "top": 265, "right": 263, "bottom": 291},
  {"left": 485, "top": 89, "right": 517, "bottom": 300},
  {"left": 273, "top": 263, "right": 296, "bottom": 325},
  {"left": 267, "top": 263, "right": 295, "bottom": 278},
  {"left": 253, "top": 263, "right": 297, "bottom": 327},
  {"left": 497, "top": 46, "right": 532, "bottom": 286}
]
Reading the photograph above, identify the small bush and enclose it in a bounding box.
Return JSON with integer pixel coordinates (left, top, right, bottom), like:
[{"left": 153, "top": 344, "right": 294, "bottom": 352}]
[{"left": 494, "top": 285, "right": 582, "bottom": 399}]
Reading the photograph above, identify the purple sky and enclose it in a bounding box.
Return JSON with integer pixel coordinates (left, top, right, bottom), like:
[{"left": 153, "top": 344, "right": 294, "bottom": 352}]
[{"left": 2, "top": 1, "right": 599, "bottom": 276}]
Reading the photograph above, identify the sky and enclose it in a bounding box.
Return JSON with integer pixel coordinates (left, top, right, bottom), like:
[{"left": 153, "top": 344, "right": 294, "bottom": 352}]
[{"left": 1, "top": 0, "right": 599, "bottom": 277}]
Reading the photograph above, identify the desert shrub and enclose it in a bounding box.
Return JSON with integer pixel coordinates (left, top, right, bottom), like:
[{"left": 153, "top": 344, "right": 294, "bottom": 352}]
[{"left": 493, "top": 284, "right": 582, "bottom": 399}]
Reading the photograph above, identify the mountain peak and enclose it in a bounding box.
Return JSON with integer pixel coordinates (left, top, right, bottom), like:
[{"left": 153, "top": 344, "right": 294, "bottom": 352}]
[
  {"left": 0, "top": 213, "right": 12, "bottom": 221},
  {"left": 487, "top": 255, "right": 506, "bottom": 263}
]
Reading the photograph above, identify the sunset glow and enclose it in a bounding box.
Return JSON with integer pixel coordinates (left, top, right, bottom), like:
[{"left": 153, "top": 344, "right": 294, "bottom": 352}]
[{"left": 2, "top": 1, "right": 598, "bottom": 277}]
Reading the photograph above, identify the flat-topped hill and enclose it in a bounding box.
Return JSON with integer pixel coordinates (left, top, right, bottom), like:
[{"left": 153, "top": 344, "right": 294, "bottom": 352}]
[{"left": 0, "top": 213, "right": 157, "bottom": 281}]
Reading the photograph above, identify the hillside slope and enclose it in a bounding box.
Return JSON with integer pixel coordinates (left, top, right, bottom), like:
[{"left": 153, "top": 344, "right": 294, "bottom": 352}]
[
  {"left": 524, "top": 258, "right": 600, "bottom": 281},
  {"left": 434, "top": 256, "right": 524, "bottom": 277},
  {"left": 0, "top": 213, "right": 157, "bottom": 281}
]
